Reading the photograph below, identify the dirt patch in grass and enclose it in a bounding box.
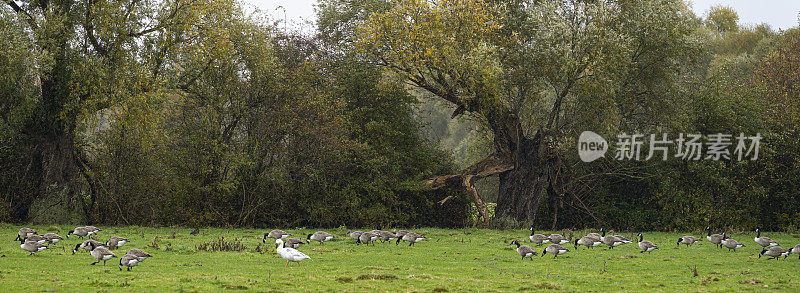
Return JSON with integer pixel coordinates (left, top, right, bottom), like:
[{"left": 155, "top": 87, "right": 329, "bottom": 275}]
[
  {"left": 357, "top": 273, "right": 398, "bottom": 281},
  {"left": 220, "top": 284, "right": 248, "bottom": 290},
  {"left": 407, "top": 274, "right": 433, "bottom": 280},
  {"left": 525, "top": 282, "right": 562, "bottom": 290},
  {"left": 87, "top": 280, "right": 114, "bottom": 287},
  {"left": 738, "top": 279, "right": 763, "bottom": 285},
  {"left": 196, "top": 237, "right": 247, "bottom": 252}
]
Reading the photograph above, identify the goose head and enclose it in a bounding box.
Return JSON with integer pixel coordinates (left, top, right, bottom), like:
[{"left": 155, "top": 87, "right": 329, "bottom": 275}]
[
  {"left": 676, "top": 238, "right": 682, "bottom": 246},
  {"left": 275, "top": 239, "right": 285, "bottom": 249},
  {"left": 510, "top": 240, "right": 520, "bottom": 248}
]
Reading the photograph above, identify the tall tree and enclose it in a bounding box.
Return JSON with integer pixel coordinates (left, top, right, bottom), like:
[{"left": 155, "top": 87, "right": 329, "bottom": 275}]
[
  {"left": 357, "top": 0, "right": 697, "bottom": 223},
  {"left": 0, "top": 0, "right": 240, "bottom": 221}
]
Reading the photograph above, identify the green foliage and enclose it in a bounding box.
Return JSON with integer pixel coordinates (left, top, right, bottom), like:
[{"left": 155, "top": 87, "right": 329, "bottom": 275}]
[
  {"left": 1, "top": 0, "right": 799, "bottom": 232},
  {"left": 705, "top": 5, "right": 740, "bottom": 34},
  {"left": 571, "top": 24, "right": 800, "bottom": 231}
]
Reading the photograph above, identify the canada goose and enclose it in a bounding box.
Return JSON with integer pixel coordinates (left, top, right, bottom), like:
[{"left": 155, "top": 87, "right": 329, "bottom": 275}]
[
  {"left": 85, "top": 226, "right": 102, "bottom": 236},
  {"left": 106, "top": 237, "right": 129, "bottom": 249},
  {"left": 307, "top": 231, "right": 335, "bottom": 244},
  {"left": 358, "top": 232, "right": 380, "bottom": 246},
  {"left": 275, "top": 239, "right": 310, "bottom": 267},
  {"left": 574, "top": 236, "right": 602, "bottom": 250},
  {"left": 67, "top": 227, "right": 91, "bottom": 239},
  {"left": 119, "top": 254, "right": 140, "bottom": 271},
  {"left": 43, "top": 233, "right": 64, "bottom": 244},
  {"left": 600, "top": 229, "right": 626, "bottom": 249},
  {"left": 378, "top": 231, "right": 398, "bottom": 243},
  {"left": 73, "top": 240, "right": 105, "bottom": 254},
  {"left": 637, "top": 233, "right": 658, "bottom": 253},
  {"left": 348, "top": 230, "right": 363, "bottom": 242},
  {"left": 396, "top": 232, "right": 426, "bottom": 246},
  {"left": 510, "top": 240, "right": 537, "bottom": 260},
  {"left": 396, "top": 230, "right": 411, "bottom": 238},
  {"left": 608, "top": 230, "right": 631, "bottom": 242},
  {"left": 20, "top": 240, "right": 48, "bottom": 256},
  {"left": 22, "top": 235, "right": 48, "bottom": 245},
  {"left": 284, "top": 238, "right": 305, "bottom": 249},
  {"left": 705, "top": 227, "right": 723, "bottom": 248},
  {"left": 16, "top": 228, "right": 36, "bottom": 241},
  {"left": 88, "top": 242, "right": 117, "bottom": 265},
  {"left": 126, "top": 249, "right": 152, "bottom": 262},
  {"left": 677, "top": 236, "right": 701, "bottom": 247},
  {"left": 263, "top": 230, "right": 291, "bottom": 242},
  {"left": 791, "top": 244, "right": 800, "bottom": 260},
  {"left": 548, "top": 233, "right": 569, "bottom": 245},
  {"left": 759, "top": 246, "right": 790, "bottom": 260},
  {"left": 721, "top": 233, "right": 745, "bottom": 252},
  {"left": 541, "top": 244, "right": 569, "bottom": 258},
  {"left": 754, "top": 228, "right": 779, "bottom": 248},
  {"left": 528, "top": 228, "right": 550, "bottom": 246}
]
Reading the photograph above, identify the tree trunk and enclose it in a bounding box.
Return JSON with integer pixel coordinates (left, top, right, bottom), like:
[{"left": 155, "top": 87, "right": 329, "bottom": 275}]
[
  {"left": 494, "top": 130, "right": 553, "bottom": 222},
  {"left": 402, "top": 63, "right": 569, "bottom": 225},
  {"left": 24, "top": 43, "right": 89, "bottom": 223}
]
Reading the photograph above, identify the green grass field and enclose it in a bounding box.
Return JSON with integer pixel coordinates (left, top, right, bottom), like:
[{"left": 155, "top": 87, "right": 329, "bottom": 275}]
[{"left": 1, "top": 224, "right": 798, "bottom": 292}]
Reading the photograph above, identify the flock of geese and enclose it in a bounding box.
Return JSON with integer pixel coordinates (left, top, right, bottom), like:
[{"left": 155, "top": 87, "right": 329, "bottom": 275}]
[
  {"left": 8, "top": 225, "right": 800, "bottom": 270},
  {"left": 517, "top": 227, "right": 800, "bottom": 260},
  {"left": 11, "top": 226, "right": 152, "bottom": 271},
  {"left": 260, "top": 228, "right": 427, "bottom": 266}
]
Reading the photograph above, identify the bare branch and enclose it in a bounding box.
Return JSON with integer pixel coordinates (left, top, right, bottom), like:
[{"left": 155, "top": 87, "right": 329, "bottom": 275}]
[{"left": 4, "top": 0, "right": 37, "bottom": 30}]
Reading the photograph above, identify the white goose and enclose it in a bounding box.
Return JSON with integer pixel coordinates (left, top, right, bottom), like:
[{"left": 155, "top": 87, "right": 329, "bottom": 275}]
[{"left": 275, "top": 239, "right": 310, "bottom": 267}]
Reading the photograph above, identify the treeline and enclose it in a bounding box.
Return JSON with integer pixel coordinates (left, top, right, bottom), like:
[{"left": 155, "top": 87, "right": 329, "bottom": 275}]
[
  {"left": 0, "top": 0, "right": 468, "bottom": 227},
  {"left": 1, "top": 0, "right": 799, "bottom": 231},
  {"left": 537, "top": 9, "right": 800, "bottom": 231}
]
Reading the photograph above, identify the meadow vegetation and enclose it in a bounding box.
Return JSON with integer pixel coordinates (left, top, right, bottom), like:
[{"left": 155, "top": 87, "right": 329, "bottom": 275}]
[{"left": 1, "top": 225, "right": 799, "bottom": 291}]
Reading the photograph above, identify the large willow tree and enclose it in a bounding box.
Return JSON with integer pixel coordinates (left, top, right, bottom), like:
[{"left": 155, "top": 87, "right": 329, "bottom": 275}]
[
  {"left": 357, "top": 0, "right": 698, "bottom": 223},
  {"left": 0, "top": 0, "right": 252, "bottom": 221}
]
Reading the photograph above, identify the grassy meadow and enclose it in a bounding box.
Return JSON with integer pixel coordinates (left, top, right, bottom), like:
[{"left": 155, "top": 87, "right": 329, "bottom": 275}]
[{"left": 1, "top": 224, "right": 799, "bottom": 292}]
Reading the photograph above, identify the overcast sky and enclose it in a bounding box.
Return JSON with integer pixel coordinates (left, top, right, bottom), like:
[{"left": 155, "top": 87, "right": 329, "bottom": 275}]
[{"left": 243, "top": 0, "right": 800, "bottom": 31}]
